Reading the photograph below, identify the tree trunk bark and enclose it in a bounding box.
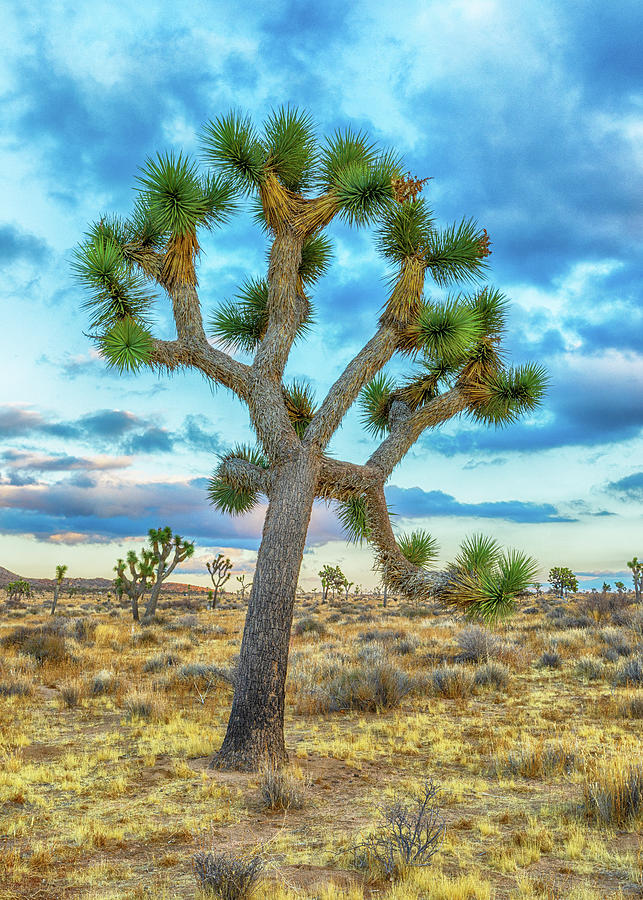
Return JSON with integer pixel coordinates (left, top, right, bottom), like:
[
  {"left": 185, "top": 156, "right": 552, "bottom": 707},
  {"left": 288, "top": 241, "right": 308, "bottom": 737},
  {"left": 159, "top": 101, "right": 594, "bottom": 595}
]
[
  {"left": 144, "top": 581, "right": 163, "bottom": 620},
  {"left": 51, "top": 585, "right": 59, "bottom": 615},
  {"left": 131, "top": 593, "right": 140, "bottom": 622},
  {"left": 211, "top": 448, "right": 319, "bottom": 771}
]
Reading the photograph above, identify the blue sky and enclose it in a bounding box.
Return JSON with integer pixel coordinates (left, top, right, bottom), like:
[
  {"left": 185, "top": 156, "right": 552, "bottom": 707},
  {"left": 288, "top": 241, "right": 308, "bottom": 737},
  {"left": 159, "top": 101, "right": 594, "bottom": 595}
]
[{"left": 0, "top": 0, "right": 641, "bottom": 590}]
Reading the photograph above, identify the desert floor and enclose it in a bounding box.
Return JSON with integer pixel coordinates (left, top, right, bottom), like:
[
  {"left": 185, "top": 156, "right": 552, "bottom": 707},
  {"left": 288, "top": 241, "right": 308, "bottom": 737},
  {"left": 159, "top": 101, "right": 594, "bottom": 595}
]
[{"left": 0, "top": 588, "right": 641, "bottom": 899}]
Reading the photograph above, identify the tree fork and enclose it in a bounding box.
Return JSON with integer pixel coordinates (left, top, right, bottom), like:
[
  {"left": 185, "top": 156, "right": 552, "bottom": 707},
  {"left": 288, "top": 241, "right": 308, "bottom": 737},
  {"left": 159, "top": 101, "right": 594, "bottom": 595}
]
[{"left": 211, "top": 447, "right": 320, "bottom": 771}]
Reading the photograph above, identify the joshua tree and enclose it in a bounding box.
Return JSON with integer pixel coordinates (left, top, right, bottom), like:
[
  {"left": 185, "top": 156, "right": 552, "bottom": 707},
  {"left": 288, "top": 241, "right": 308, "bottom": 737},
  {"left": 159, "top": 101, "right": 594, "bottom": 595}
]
[
  {"left": 342, "top": 578, "right": 354, "bottom": 601},
  {"left": 548, "top": 566, "right": 578, "bottom": 599},
  {"left": 50, "top": 564, "right": 68, "bottom": 616},
  {"left": 602, "top": 582, "right": 611, "bottom": 594},
  {"left": 115, "top": 549, "right": 156, "bottom": 622},
  {"left": 236, "top": 573, "right": 252, "bottom": 602},
  {"left": 72, "top": 107, "right": 545, "bottom": 770},
  {"left": 627, "top": 556, "right": 642, "bottom": 602},
  {"left": 614, "top": 581, "right": 626, "bottom": 597},
  {"left": 6, "top": 580, "right": 31, "bottom": 602},
  {"left": 206, "top": 554, "right": 233, "bottom": 609},
  {"left": 143, "top": 526, "right": 195, "bottom": 619}
]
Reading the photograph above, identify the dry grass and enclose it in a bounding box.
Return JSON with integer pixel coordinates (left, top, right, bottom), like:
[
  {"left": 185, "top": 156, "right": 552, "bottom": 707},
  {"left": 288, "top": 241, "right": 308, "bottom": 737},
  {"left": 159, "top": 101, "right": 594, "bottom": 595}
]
[{"left": 0, "top": 588, "right": 640, "bottom": 899}]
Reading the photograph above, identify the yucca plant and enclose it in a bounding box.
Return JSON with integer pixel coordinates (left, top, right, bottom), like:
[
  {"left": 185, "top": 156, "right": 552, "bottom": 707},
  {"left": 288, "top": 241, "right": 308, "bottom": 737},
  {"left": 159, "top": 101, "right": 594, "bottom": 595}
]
[{"left": 72, "top": 105, "right": 547, "bottom": 772}]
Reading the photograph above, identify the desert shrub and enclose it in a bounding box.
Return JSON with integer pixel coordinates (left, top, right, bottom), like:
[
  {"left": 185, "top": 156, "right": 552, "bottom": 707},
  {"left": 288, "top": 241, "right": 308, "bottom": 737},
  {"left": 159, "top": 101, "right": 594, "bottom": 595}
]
[
  {"left": 582, "top": 761, "right": 643, "bottom": 826},
  {"left": 326, "top": 612, "right": 342, "bottom": 623},
  {"left": 502, "top": 743, "right": 575, "bottom": 778},
  {"left": 293, "top": 616, "right": 326, "bottom": 637},
  {"left": 394, "top": 636, "right": 420, "bottom": 655},
  {"left": 193, "top": 850, "right": 263, "bottom": 899},
  {"left": 359, "top": 628, "right": 405, "bottom": 644},
  {"left": 400, "top": 604, "right": 432, "bottom": 619},
  {"left": 142, "top": 652, "right": 182, "bottom": 673},
  {"left": 352, "top": 779, "right": 444, "bottom": 879},
  {"left": 456, "top": 626, "right": 502, "bottom": 662},
  {"left": 474, "top": 661, "right": 510, "bottom": 689},
  {"left": 326, "top": 662, "right": 412, "bottom": 712},
  {"left": 257, "top": 768, "right": 309, "bottom": 811},
  {"left": 22, "top": 632, "right": 68, "bottom": 664},
  {"left": 619, "top": 697, "right": 643, "bottom": 719},
  {"left": 71, "top": 617, "right": 96, "bottom": 643},
  {"left": 60, "top": 681, "right": 82, "bottom": 708},
  {"left": 123, "top": 691, "right": 162, "bottom": 721},
  {"left": 131, "top": 629, "right": 160, "bottom": 647},
  {"left": 90, "top": 670, "right": 118, "bottom": 695},
  {"left": 0, "top": 678, "right": 32, "bottom": 697},
  {"left": 538, "top": 650, "right": 562, "bottom": 669},
  {"left": 177, "top": 660, "right": 237, "bottom": 686},
  {"left": 356, "top": 643, "right": 387, "bottom": 665},
  {"left": 613, "top": 657, "right": 643, "bottom": 686},
  {"left": 574, "top": 656, "right": 604, "bottom": 681},
  {"left": 600, "top": 627, "right": 632, "bottom": 657},
  {"left": 430, "top": 665, "right": 475, "bottom": 699}
]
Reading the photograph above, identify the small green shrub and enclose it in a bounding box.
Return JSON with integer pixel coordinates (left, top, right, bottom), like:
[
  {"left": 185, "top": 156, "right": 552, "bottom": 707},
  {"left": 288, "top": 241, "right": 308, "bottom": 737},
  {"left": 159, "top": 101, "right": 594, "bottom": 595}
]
[
  {"left": 193, "top": 850, "right": 263, "bottom": 899},
  {"left": 293, "top": 616, "right": 327, "bottom": 637},
  {"left": 431, "top": 665, "right": 475, "bottom": 699},
  {"left": 474, "top": 661, "right": 510, "bottom": 689},
  {"left": 582, "top": 762, "right": 643, "bottom": 827}
]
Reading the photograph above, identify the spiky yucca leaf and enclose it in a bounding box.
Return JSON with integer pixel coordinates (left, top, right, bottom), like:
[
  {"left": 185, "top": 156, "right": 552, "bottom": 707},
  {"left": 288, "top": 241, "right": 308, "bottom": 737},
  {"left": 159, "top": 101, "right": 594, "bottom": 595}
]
[
  {"left": 398, "top": 530, "right": 439, "bottom": 568},
  {"left": 283, "top": 380, "right": 317, "bottom": 438},
  {"left": 376, "top": 197, "right": 435, "bottom": 264},
  {"left": 336, "top": 495, "right": 370, "bottom": 544},
  {"left": 71, "top": 237, "right": 154, "bottom": 330},
  {"left": 135, "top": 151, "right": 210, "bottom": 237},
  {"left": 317, "top": 127, "right": 379, "bottom": 190},
  {"left": 465, "top": 286, "right": 508, "bottom": 340},
  {"left": 456, "top": 533, "right": 501, "bottom": 573},
  {"left": 395, "top": 358, "right": 459, "bottom": 409},
  {"left": 359, "top": 372, "right": 397, "bottom": 438},
  {"left": 467, "top": 363, "right": 549, "bottom": 426},
  {"left": 98, "top": 317, "right": 154, "bottom": 373},
  {"left": 459, "top": 337, "right": 505, "bottom": 385},
  {"left": 413, "top": 299, "right": 482, "bottom": 363},
  {"left": 425, "top": 218, "right": 490, "bottom": 286},
  {"left": 299, "top": 233, "right": 333, "bottom": 285},
  {"left": 334, "top": 158, "right": 397, "bottom": 226},
  {"left": 464, "top": 550, "right": 539, "bottom": 622},
  {"left": 200, "top": 172, "right": 238, "bottom": 229},
  {"left": 262, "top": 106, "right": 317, "bottom": 192},
  {"left": 200, "top": 112, "right": 265, "bottom": 194},
  {"left": 207, "top": 444, "right": 269, "bottom": 516}
]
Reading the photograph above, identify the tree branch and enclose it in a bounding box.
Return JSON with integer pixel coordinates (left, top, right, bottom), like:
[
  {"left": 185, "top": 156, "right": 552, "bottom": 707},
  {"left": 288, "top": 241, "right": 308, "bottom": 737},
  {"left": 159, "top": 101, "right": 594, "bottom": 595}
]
[
  {"left": 218, "top": 457, "right": 273, "bottom": 495},
  {"left": 305, "top": 325, "right": 399, "bottom": 449},
  {"left": 367, "top": 388, "right": 468, "bottom": 479},
  {"left": 149, "top": 338, "right": 251, "bottom": 399},
  {"left": 364, "top": 484, "right": 447, "bottom": 601}
]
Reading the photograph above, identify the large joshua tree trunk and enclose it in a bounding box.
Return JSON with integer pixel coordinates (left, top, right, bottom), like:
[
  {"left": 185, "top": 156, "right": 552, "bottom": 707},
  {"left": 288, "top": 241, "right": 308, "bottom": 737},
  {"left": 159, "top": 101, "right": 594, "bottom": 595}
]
[{"left": 211, "top": 449, "right": 319, "bottom": 771}]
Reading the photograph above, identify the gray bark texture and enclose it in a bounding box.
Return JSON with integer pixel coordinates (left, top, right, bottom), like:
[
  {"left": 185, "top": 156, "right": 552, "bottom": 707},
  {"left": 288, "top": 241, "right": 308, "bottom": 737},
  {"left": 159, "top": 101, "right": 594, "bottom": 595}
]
[{"left": 211, "top": 448, "right": 320, "bottom": 771}]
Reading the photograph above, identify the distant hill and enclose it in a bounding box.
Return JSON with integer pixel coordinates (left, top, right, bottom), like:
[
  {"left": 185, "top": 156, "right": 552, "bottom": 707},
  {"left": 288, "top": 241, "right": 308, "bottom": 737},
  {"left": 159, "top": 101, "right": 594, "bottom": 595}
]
[{"left": 0, "top": 565, "right": 208, "bottom": 593}]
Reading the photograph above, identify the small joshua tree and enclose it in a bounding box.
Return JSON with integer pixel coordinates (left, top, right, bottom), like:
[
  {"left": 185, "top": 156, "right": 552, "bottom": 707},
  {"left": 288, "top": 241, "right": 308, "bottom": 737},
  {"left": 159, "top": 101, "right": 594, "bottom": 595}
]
[
  {"left": 6, "top": 580, "right": 32, "bottom": 603},
  {"left": 50, "top": 564, "right": 68, "bottom": 616},
  {"left": 144, "top": 526, "right": 195, "bottom": 619},
  {"left": 206, "top": 553, "right": 233, "bottom": 609},
  {"left": 72, "top": 106, "right": 546, "bottom": 770},
  {"left": 115, "top": 549, "right": 156, "bottom": 622},
  {"left": 548, "top": 566, "right": 578, "bottom": 600},
  {"left": 236, "top": 574, "right": 252, "bottom": 602},
  {"left": 627, "top": 556, "right": 642, "bottom": 602},
  {"left": 614, "top": 581, "right": 626, "bottom": 597}
]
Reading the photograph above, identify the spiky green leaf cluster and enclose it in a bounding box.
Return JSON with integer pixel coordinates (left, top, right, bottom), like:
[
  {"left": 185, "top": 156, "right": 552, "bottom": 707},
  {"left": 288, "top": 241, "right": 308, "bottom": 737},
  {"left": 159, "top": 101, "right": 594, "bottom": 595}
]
[
  {"left": 359, "top": 372, "right": 397, "bottom": 438},
  {"left": 209, "top": 278, "right": 269, "bottom": 353},
  {"left": 299, "top": 233, "right": 333, "bottom": 285},
  {"left": 71, "top": 236, "right": 155, "bottom": 331},
  {"left": 317, "top": 128, "right": 379, "bottom": 190},
  {"left": 469, "top": 363, "right": 549, "bottom": 426},
  {"left": 334, "top": 157, "right": 398, "bottom": 226},
  {"left": 439, "top": 534, "right": 538, "bottom": 623},
  {"left": 261, "top": 106, "right": 317, "bottom": 192},
  {"left": 207, "top": 444, "right": 269, "bottom": 516},
  {"left": 398, "top": 530, "right": 439, "bottom": 568},
  {"left": 464, "top": 287, "right": 508, "bottom": 341},
  {"left": 209, "top": 278, "right": 314, "bottom": 353},
  {"left": 376, "top": 197, "right": 436, "bottom": 263},
  {"left": 414, "top": 298, "right": 482, "bottom": 363},
  {"left": 283, "top": 380, "right": 317, "bottom": 439},
  {"left": 336, "top": 495, "right": 370, "bottom": 545},
  {"left": 135, "top": 151, "right": 225, "bottom": 237},
  {"left": 200, "top": 112, "right": 265, "bottom": 194},
  {"left": 425, "top": 218, "right": 489, "bottom": 286},
  {"left": 98, "top": 317, "right": 154, "bottom": 373}
]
